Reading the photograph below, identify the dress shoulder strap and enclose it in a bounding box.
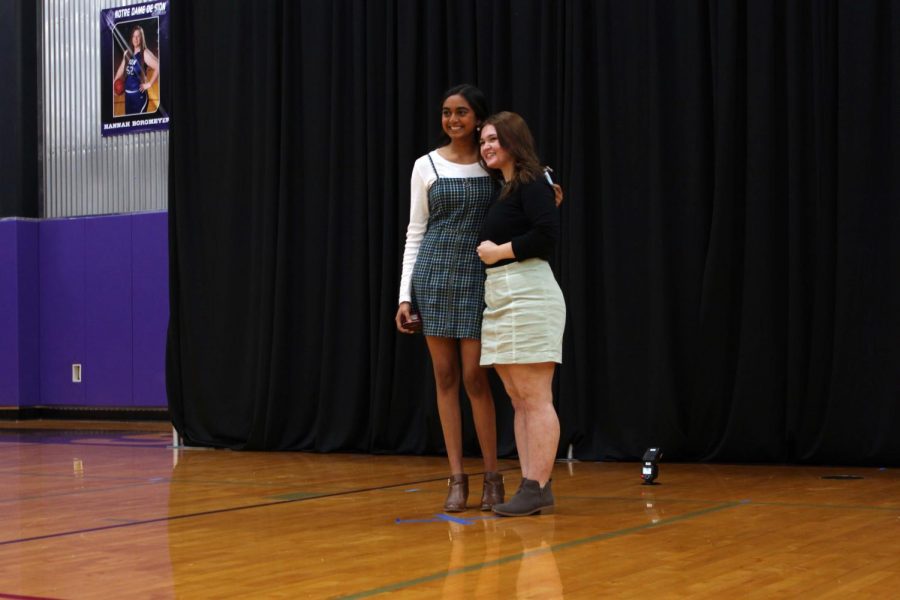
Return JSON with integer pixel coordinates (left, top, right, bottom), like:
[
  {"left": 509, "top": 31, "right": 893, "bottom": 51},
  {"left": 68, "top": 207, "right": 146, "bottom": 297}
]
[{"left": 426, "top": 152, "right": 440, "bottom": 180}]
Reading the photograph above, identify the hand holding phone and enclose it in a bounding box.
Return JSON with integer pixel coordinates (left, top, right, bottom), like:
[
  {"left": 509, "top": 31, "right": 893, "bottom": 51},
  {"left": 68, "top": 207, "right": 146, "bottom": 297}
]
[{"left": 401, "top": 313, "right": 422, "bottom": 332}]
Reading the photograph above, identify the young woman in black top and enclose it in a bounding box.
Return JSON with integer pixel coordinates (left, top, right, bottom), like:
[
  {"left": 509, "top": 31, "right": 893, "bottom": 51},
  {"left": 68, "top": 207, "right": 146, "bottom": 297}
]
[{"left": 477, "top": 111, "right": 566, "bottom": 517}]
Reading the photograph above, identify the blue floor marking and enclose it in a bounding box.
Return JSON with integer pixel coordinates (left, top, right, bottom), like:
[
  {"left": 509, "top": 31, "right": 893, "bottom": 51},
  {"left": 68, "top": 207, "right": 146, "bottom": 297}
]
[
  {"left": 396, "top": 514, "right": 500, "bottom": 525},
  {"left": 436, "top": 513, "right": 474, "bottom": 525},
  {"left": 394, "top": 518, "right": 436, "bottom": 524}
]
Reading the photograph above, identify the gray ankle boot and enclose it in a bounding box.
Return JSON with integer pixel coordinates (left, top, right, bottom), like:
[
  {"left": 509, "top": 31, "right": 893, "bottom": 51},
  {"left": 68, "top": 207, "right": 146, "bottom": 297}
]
[{"left": 492, "top": 478, "right": 554, "bottom": 517}]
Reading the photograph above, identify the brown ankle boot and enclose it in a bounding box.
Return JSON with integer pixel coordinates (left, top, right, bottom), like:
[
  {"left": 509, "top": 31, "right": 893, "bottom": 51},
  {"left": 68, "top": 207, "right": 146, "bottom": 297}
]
[
  {"left": 444, "top": 474, "right": 469, "bottom": 512},
  {"left": 481, "top": 472, "right": 505, "bottom": 511}
]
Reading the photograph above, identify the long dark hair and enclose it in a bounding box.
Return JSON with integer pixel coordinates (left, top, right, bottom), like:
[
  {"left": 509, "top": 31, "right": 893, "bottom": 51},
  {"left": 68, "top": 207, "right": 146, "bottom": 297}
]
[
  {"left": 435, "top": 84, "right": 490, "bottom": 147},
  {"left": 479, "top": 111, "right": 544, "bottom": 199}
]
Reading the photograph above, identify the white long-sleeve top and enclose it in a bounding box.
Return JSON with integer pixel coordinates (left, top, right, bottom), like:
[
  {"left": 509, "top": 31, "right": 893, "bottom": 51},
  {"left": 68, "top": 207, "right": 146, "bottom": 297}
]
[{"left": 398, "top": 150, "right": 491, "bottom": 304}]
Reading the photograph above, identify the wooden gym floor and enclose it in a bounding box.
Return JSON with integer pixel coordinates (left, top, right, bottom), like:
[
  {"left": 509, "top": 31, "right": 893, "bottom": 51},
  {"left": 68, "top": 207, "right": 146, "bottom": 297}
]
[{"left": 1, "top": 420, "right": 898, "bottom": 598}]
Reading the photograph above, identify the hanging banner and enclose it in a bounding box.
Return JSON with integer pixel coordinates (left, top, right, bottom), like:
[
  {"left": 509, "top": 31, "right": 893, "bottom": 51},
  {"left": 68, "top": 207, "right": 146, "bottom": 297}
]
[{"left": 100, "top": 1, "right": 170, "bottom": 136}]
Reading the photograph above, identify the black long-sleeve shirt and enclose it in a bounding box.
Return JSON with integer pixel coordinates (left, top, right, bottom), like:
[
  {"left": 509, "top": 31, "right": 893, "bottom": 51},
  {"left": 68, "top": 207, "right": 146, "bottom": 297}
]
[{"left": 478, "top": 179, "right": 559, "bottom": 267}]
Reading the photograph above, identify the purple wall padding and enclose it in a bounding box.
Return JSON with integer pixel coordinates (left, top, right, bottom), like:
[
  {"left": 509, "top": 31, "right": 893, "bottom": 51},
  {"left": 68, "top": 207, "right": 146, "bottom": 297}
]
[
  {"left": 17, "top": 222, "right": 40, "bottom": 405},
  {"left": 84, "top": 217, "right": 133, "bottom": 406},
  {"left": 0, "top": 213, "right": 168, "bottom": 409},
  {"left": 21, "top": 212, "right": 169, "bottom": 408},
  {"left": 132, "top": 212, "right": 169, "bottom": 406},
  {"left": 0, "top": 220, "right": 40, "bottom": 408},
  {"left": 0, "top": 221, "right": 19, "bottom": 406},
  {"left": 40, "top": 218, "right": 88, "bottom": 406}
]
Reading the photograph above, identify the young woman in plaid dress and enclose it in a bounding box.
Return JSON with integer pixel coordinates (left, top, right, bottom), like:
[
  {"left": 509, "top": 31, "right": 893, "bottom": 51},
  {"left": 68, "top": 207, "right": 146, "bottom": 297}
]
[{"left": 395, "top": 84, "right": 505, "bottom": 512}]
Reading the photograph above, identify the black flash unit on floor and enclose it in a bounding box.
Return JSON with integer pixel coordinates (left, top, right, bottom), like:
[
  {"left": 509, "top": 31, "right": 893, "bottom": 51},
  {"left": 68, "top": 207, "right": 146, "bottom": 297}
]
[{"left": 641, "top": 447, "right": 662, "bottom": 485}]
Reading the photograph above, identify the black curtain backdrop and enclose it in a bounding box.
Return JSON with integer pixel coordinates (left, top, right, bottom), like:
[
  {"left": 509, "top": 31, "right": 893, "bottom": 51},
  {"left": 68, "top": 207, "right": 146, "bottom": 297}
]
[
  {"left": 0, "top": 0, "right": 38, "bottom": 218},
  {"left": 167, "top": 1, "right": 900, "bottom": 465}
]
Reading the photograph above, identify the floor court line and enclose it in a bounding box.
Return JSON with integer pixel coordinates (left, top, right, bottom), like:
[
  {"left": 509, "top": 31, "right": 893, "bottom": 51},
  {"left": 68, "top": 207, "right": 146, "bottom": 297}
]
[
  {"left": 0, "top": 480, "right": 169, "bottom": 506},
  {"left": 0, "top": 469, "right": 329, "bottom": 489},
  {"left": 0, "top": 440, "right": 168, "bottom": 449},
  {"left": 4, "top": 471, "right": 894, "bottom": 548},
  {"left": 0, "top": 592, "right": 65, "bottom": 600},
  {"left": 740, "top": 499, "right": 900, "bottom": 512},
  {"left": 339, "top": 501, "right": 743, "bottom": 599},
  {"left": 0, "top": 470, "right": 516, "bottom": 548},
  {"left": 564, "top": 494, "right": 900, "bottom": 512}
]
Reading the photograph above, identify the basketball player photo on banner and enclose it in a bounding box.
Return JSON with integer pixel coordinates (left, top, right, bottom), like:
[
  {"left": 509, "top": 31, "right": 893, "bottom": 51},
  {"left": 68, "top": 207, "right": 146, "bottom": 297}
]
[{"left": 100, "top": 1, "right": 170, "bottom": 136}]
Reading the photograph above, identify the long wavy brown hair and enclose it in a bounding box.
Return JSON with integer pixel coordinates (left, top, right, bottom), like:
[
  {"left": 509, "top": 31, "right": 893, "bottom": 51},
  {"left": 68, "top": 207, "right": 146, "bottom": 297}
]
[
  {"left": 479, "top": 111, "right": 544, "bottom": 199},
  {"left": 127, "top": 25, "right": 147, "bottom": 57}
]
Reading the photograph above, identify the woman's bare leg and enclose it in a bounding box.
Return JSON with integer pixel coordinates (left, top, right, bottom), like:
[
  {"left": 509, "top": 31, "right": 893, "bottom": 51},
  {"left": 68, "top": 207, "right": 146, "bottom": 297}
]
[
  {"left": 426, "top": 336, "right": 464, "bottom": 474},
  {"left": 495, "top": 363, "right": 558, "bottom": 486},
  {"left": 495, "top": 365, "right": 527, "bottom": 480},
  {"left": 460, "top": 339, "right": 497, "bottom": 472}
]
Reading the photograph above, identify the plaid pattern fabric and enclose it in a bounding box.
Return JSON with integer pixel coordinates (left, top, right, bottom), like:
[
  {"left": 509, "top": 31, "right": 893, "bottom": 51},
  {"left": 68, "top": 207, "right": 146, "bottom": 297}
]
[{"left": 412, "top": 162, "right": 495, "bottom": 339}]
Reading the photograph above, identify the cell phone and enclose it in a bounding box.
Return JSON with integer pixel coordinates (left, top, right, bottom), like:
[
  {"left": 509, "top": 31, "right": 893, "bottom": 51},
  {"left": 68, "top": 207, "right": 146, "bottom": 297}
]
[
  {"left": 402, "top": 313, "right": 422, "bottom": 332},
  {"left": 543, "top": 166, "right": 555, "bottom": 186}
]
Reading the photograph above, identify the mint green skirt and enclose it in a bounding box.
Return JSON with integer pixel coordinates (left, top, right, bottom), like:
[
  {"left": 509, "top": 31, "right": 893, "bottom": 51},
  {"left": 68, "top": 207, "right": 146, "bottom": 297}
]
[{"left": 480, "top": 258, "right": 566, "bottom": 366}]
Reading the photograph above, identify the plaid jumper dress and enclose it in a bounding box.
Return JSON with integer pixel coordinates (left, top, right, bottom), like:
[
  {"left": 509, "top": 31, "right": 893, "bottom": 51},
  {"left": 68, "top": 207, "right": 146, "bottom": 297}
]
[{"left": 411, "top": 154, "right": 495, "bottom": 339}]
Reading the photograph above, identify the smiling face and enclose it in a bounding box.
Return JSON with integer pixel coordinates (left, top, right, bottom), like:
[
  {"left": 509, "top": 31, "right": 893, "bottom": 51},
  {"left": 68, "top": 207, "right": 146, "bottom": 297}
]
[
  {"left": 479, "top": 124, "right": 513, "bottom": 176},
  {"left": 441, "top": 94, "right": 478, "bottom": 142},
  {"left": 131, "top": 28, "right": 143, "bottom": 50}
]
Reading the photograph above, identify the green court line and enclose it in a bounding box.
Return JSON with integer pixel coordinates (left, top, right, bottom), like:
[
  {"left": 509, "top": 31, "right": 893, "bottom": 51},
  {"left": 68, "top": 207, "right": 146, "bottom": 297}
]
[
  {"left": 270, "top": 491, "right": 322, "bottom": 501},
  {"left": 0, "top": 480, "right": 169, "bottom": 506},
  {"left": 0, "top": 470, "right": 523, "bottom": 547},
  {"left": 170, "top": 477, "right": 313, "bottom": 488},
  {"left": 563, "top": 494, "right": 900, "bottom": 513},
  {"left": 338, "top": 501, "right": 741, "bottom": 599},
  {"left": 745, "top": 500, "right": 900, "bottom": 512}
]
